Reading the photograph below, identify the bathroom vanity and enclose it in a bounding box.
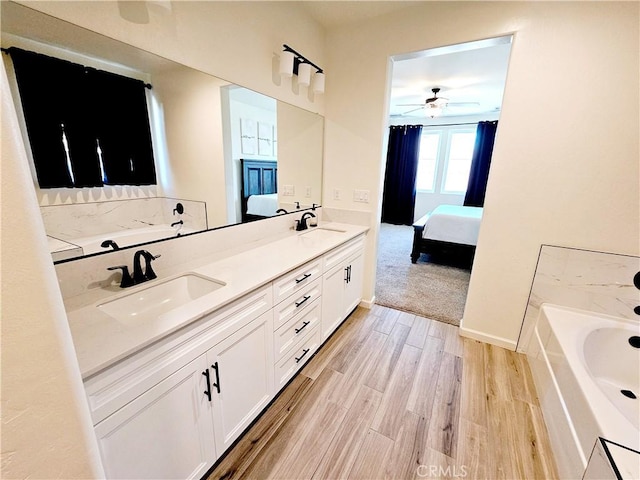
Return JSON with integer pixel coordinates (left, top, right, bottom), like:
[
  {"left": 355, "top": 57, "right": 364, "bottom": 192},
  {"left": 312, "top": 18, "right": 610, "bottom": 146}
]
[{"left": 65, "top": 223, "right": 367, "bottom": 479}]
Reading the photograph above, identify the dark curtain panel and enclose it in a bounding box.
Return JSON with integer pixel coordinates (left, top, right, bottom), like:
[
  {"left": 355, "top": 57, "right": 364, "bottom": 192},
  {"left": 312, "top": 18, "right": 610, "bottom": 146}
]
[
  {"left": 464, "top": 120, "right": 498, "bottom": 207},
  {"left": 9, "top": 48, "right": 102, "bottom": 188},
  {"left": 88, "top": 68, "right": 156, "bottom": 186},
  {"left": 381, "top": 124, "right": 423, "bottom": 225},
  {"left": 9, "top": 48, "right": 156, "bottom": 188}
]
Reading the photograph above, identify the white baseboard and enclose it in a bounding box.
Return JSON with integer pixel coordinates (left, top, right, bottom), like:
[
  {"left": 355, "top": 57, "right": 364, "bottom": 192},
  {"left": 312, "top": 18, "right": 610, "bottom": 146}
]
[
  {"left": 459, "top": 324, "right": 517, "bottom": 350},
  {"left": 359, "top": 296, "right": 375, "bottom": 309}
]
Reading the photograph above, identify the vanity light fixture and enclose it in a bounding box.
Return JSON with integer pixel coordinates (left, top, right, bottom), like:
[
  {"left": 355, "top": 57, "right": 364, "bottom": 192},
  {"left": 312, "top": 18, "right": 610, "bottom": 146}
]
[{"left": 279, "top": 44, "right": 324, "bottom": 94}]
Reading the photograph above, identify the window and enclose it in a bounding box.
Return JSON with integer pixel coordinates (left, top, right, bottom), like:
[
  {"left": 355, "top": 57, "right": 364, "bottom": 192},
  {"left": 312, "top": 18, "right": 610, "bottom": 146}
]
[
  {"left": 9, "top": 47, "right": 156, "bottom": 189},
  {"left": 442, "top": 130, "right": 476, "bottom": 193},
  {"left": 415, "top": 126, "right": 477, "bottom": 195},
  {"left": 415, "top": 132, "right": 441, "bottom": 191}
]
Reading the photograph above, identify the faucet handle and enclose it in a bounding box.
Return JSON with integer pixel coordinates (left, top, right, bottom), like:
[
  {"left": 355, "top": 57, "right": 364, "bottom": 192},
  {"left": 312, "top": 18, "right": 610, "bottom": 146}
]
[
  {"left": 107, "top": 265, "right": 135, "bottom": 288},
  {"left": 143, "top": 252, "right": 160, "bottom": 280}
]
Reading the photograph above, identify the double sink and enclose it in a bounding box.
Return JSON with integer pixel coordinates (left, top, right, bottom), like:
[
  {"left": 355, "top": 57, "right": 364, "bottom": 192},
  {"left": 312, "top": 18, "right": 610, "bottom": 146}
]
[{"left": 97, "top": 227, "right": 346, "bottom": 325}]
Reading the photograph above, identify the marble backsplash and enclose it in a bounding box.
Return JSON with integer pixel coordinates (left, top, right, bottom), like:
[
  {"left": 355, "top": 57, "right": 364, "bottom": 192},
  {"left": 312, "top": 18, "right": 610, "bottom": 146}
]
[
  {"left": 517, "top": 245, "right": 640, "bottom": 352},
  {"left": 41, "top": 197, "right": 207, "bottom": 241},
  {"left": 55, "top": 207, "right": 323, "bottom": 300}
]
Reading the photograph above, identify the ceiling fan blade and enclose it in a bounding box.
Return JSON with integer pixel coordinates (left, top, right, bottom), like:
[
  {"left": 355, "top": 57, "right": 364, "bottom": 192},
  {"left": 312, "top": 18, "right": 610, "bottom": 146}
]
[
  {"left": 445, "top": 102, "right": 481, "bottom": 107},
  {"left": 399, "top": 107, "right": 425, "bottom": 115},
  {"left": 396, "top": 103, "right": 426, "bottom": 107}
]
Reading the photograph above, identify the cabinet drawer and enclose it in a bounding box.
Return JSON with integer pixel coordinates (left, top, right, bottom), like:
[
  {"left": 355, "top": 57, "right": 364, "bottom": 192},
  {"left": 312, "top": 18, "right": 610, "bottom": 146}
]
[
  {"left": 322, "top": 234, "right": 365, "bottom": 274},
  {"left": 84, "top": 284, "right": 272, "bottom": 425},
  {"left": 273, "top": 278, "right": 321, "bottom": 330},
  {"left": 274, "top": 298, "right": 321, "bottom": 362},
  {"left": 272, "top": 258, "right": 322, "bottom": 305},
  {"left": 274, "top": 325, "right": 321, "bottom": 390}
]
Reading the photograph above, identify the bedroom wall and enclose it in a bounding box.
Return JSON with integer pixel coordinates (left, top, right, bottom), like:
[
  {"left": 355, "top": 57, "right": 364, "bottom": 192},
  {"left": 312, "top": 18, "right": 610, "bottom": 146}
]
[{"left": 322, "top": 1, "right": 639, "bottom": 348}]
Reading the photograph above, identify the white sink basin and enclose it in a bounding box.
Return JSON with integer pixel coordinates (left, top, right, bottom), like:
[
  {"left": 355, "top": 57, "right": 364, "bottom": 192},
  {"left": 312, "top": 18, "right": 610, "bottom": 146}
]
[
  {"left": 298, "top": 228, "right": 347, "bottom": 244},
  {"left": 98, "top": 273, "right": 225, "bottom": 325}
]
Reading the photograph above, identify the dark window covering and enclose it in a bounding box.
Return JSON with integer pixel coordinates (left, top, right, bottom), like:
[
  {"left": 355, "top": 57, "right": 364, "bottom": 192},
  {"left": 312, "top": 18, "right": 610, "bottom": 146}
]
[
  {"left": 8, "top": 47, "right": 156, "bottom": 188},
  {"left": 463, "top": 120, "right": 498, "bottom": 207},
  {"left": 381, "top": 124, "right": 423, "bottom": 225}
]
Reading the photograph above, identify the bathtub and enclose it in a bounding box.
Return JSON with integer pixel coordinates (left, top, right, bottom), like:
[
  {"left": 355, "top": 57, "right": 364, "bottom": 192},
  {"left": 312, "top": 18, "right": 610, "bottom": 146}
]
[{"left": 527, "top": 304, "right": 640, "bottom": 479}]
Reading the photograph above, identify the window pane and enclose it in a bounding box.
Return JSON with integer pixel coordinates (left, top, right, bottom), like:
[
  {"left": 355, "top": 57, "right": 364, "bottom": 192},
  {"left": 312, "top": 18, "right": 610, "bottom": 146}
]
[
  {"left": 416, "top": 133, "right": 440, "bottom": 191},
  {"left": 443, "top": 131, "right": 476, "bottom": 193}
]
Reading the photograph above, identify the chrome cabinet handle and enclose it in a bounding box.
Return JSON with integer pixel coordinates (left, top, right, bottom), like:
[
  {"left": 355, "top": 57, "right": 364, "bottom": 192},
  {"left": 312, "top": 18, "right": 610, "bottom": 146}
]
[
  {"left": 295, "top": 295, "right": 311, "bottom": 308},
  {"left": 294, "top": 321, "right": 310, "bottom": 334},
  {"left": 295, "top": 348, "right": 310, "bottom": 363}
]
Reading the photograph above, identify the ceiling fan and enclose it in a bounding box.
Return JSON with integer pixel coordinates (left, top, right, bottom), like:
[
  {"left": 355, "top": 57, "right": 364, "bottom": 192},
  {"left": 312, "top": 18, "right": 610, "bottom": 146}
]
[{"left": 397, "top": 87, "right": 480, "bottom": 117}]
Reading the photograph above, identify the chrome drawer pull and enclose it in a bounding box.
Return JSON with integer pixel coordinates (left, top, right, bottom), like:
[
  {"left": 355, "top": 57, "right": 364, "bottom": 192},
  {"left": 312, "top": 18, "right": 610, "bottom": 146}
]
[
  {"left": 295, "top": 348, "right": 310, "bottom": 363},
  {"left": 295, "top": 295, "right": 311, "bottom": 308},
  {"left": 295, "top": 273, "right": 312, "bottom": 284},
  {"left": 294, "top": 320, "right": 310, "bottom": 334}
]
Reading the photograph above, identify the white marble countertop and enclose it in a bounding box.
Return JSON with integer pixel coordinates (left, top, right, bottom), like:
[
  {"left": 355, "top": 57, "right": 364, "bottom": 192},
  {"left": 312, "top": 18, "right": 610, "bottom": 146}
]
[
  {"left": 66, "top": 223, "right": 368, "bottom": 379},
  {"left": 604, "top": 439, "right": 640, "bottom": 480}
]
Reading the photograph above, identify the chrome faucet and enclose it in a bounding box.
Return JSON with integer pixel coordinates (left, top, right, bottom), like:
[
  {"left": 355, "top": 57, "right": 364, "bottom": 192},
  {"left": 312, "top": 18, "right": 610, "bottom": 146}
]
[
  {"left": 133, "top": 249, "right": 161, "bottom": 283},
  {"left": 295, "top": 212, "right": 316, "bottom": 231}
]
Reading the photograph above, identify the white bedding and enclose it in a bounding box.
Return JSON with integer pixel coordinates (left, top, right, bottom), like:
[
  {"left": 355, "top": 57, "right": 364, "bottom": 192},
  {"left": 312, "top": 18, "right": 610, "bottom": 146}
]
[
  {"left": 247, "top": 193, "right": 278, "bottom": 217},
  {"left": 422, "top": 205, "right": 483, "bottom": 246}
]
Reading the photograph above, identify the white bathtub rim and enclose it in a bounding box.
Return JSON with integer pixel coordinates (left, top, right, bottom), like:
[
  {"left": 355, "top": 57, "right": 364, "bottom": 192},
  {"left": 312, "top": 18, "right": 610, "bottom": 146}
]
[{"left": 537, "top": 303, "right": 640, "bottom": 451}]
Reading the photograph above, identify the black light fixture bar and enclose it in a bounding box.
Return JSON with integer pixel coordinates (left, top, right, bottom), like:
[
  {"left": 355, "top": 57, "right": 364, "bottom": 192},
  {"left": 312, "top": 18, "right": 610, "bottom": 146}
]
[{"left": 282, "top": 44, "right": 323, "bottom": 74}]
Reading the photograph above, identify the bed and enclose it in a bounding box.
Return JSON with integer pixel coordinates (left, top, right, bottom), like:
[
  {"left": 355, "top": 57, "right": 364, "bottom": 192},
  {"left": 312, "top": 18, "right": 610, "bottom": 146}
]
[
  {"left": 411, "top": 205, "right": 483, "bottom": 267},
  {"left": 241, "top": 159, "right": 278, "bottom": 222}
]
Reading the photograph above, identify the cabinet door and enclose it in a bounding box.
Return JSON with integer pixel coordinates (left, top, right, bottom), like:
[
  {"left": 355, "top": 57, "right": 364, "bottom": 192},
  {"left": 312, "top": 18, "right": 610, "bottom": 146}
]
[
  {"left": 94, "top": 355, "right": 216, "bottom": 480},
  {"left": 343, "top": 251, "right": 364, "bottom": 316},
  {"left": 321, "top": 264, "right": 347, "bottom": 340},
  {"left": 207, "top": 310, "right": 274, "bottom": 452}
]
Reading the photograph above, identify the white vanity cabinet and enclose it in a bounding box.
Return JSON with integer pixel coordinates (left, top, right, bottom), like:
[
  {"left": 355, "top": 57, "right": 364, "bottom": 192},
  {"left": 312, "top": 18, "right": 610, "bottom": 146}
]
[
  {"left": 86, "top": 285, "right": 274, "bottom": 479},
  {"left": 271, "top": 259, "right": 323, "bottom": 390},
  {"left": 207, "top": 310, "right": 274, "bottom": 453},
  {"left": 94, "top": 355, "right": 216, "bottom": 480},
  {"left": 83, "top": 229, "right": 367, "bottom": 479},
  {"left": 321, "top": 234, "right": 365, "bottom": 340}
]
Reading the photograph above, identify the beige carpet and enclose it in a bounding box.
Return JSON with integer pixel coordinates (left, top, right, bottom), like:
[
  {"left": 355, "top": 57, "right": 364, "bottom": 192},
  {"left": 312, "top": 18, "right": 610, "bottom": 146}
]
[{"left": 375, "top": 223, "right": 471, "bottom": 326}]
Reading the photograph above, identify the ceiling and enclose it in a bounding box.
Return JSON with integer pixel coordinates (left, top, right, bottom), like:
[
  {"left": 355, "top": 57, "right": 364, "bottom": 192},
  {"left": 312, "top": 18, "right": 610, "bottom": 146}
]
[
  {"left": 299, "top": 3, "right": 512, "bottom": 121},
  {"left": 301, "top": 1, "right": 417, "bottom": 29},
  {"left": 389, "top": 37, "right": 512, "bottom": 120}
]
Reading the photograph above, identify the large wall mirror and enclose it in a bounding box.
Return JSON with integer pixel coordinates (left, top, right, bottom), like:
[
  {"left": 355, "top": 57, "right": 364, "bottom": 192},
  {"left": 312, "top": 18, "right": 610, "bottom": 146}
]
[{"left": 1, "top": 2, "right": 323, "bottom": 263}]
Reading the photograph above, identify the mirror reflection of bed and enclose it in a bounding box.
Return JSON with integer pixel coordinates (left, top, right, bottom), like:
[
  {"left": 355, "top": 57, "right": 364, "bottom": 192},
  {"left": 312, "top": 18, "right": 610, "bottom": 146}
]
[{"left": 241, "top": 159, "right": 278, "bottom": 222}]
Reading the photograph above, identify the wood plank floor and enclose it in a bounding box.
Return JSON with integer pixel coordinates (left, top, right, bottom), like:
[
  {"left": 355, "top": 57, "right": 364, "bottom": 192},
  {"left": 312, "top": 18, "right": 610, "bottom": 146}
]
[{"left": 206, "top": 305, "right": 558, "bottom": 480}]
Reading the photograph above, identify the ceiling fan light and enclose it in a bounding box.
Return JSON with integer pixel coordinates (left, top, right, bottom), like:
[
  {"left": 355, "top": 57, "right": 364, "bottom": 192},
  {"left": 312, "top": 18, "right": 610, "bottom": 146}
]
[{"left": 427, "top": 105, "right": 442, "bottom": 118}]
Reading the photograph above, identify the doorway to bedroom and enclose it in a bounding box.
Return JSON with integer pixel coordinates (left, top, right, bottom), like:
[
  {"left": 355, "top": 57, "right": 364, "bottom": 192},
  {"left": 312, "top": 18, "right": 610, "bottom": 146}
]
[{"left": 375, "top": 36, "right": 512, "bottom": 327}]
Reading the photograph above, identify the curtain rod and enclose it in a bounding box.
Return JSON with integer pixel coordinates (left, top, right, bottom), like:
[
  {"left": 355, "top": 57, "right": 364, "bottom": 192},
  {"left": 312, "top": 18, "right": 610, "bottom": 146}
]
[{"left": 1, "top": 47, "right": 152, "bottom": 89}]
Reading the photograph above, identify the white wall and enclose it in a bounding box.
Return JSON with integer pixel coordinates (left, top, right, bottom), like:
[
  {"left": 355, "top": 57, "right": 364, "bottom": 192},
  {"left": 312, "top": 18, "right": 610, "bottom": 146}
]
[
  {"left": 322, "top": 2, "right": 639, "bottom": 347},
  {"left": 277, "top": 101, "right": 324, "bottom": 209},
  {"left": 153, "top": 67, "right": 230, "bottom": 229},
  {"left": 1, "top": 60, "right": 104, "bottom": 479}
]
